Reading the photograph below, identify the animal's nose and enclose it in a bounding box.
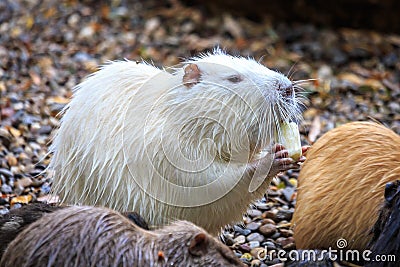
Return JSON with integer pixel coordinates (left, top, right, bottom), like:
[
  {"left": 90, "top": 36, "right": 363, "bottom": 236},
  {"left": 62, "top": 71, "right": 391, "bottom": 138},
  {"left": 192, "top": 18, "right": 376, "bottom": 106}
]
[{"left": 278, "top": 84, "right": 294, "bottom": 98}]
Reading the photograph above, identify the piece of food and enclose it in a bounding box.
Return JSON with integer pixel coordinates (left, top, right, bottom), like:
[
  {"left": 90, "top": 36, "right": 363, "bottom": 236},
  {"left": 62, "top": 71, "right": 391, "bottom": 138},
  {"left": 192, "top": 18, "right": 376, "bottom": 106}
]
[{"left": 278, "top": 121, "right": 302, "bottom": 161}]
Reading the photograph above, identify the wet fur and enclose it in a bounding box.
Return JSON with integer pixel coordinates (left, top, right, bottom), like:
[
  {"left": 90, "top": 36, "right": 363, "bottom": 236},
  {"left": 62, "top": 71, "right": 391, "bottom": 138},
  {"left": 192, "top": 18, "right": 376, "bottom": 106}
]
[
  {"left": 0, "top": 203, "right": 149, "bottom": 259},
  {"left": 49, "top": 50, "right": 303, "bottom": 234},
  {"left": 293, "top": 121, "right": 400, "bottom": 250},
  {"left": 0, "top": 206, "right": 244, "bottom": 267},
  {"left": 0, "top": 203, "right": 62, "bottom": 257}
]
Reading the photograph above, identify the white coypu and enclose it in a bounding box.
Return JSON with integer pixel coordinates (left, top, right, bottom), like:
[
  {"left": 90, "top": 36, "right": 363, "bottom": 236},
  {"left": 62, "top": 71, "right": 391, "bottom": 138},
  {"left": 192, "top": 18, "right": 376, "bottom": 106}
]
[{"left": 49, "top": 49, "right": 308, "bottom": 234}]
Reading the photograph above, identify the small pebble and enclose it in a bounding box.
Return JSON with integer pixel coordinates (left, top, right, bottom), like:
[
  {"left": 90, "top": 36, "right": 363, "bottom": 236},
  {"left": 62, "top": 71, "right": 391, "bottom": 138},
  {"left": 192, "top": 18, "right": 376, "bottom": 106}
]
[
  {"left": 276, "top": 237, "right": 295, "bottom": 249},
  {"left": 0, "top": 168, "right": 13, "bottom": 178},
  {"left": 261, "top": 218, "right": 275, "bottom": 225},
  {"left": 234, "top": 225, "right": 251, "bottom": 235},
  {"left": 10, "top": 203, "right": 22, "bottom": 210},
  {"left": 266, "top": 189, "right": 280, "bottom": 197},
  {"left": 239, "top": 244, "right": 251, "bottom": 252},
  {"left": 14, "top": 177, "right": 33, "bottom": 188},
  {"left": 234, "top": 235, "right": 246, "bottom": 245},
  {"left": 1, "top": 184, "right": 13, "bottom": 194},
  {"left": 37, "top": 125, "right": 53, "bottom": 135},
  {"left": 263, "top": 210, "right": 278, "bottom": 221},
  {"left": 271, "top": 232, "right": 281, "bottom": 239},
  {"left": 243, "top": 216, "right": 252, "bottom": 224},
  {"left": 288, "top": 178, "right": 297, "bottom": 187},
  {"left": 261, "top": 241, "right": 276, "bottom": 250},
  {"left": 246, "top": 221, "right": 261, "bottom": 231},
  {"left": 259, "top": 223, "right": 277, "bottom": 237},
  {"left": 240, "top": 253, "right": 253, "bottom": 261},
  {"left": 40, "top": 182, "right": 52, "bottom": 195},
  {"left": 31, "top": 178, "right": 45, "bottom": 187},
  {"left": 0, "top": 208, "right": 9, "bottom": 215},
  {"left": 281, "top": 187, "right": 296, "bottom": 202},
  {"left": 255, "top": 202, "right": 270, "bottom": 210},
  {"left": 247, "top": 209, "right": 263, "bottom": 218},
  {"left": 247, "top": 232, "right": 265, "bottom": 243},
  {"left": 248, "top": 241, "right": 260, "bottom": 249},
  {"left": 14, "top": 185, "right": 24, "bottom": 196},
  {"left": 6, "top": 155, "right": 18, "bottom": 166},
  {"left": 250, "top": 259, "right": 262, "bottom": 267},
  {"left": 279, "top": 229, "right": 294, "bottom": 237},
  {"left": 275, "top": 209, "right": 293, "bottom": 221}
]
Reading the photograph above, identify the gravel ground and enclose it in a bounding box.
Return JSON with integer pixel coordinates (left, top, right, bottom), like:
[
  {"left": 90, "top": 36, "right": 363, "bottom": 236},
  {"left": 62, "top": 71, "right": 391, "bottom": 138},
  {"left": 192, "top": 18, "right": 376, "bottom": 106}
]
[{"left": 1, "top": 0, "right": 399, "bottom": 266}]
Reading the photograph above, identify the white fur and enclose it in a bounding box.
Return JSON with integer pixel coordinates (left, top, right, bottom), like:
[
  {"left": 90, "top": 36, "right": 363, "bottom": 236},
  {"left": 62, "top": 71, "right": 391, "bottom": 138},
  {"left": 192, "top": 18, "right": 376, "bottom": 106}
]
[{"left": 49, "top": 50, "right": 301, "bottom": 234}]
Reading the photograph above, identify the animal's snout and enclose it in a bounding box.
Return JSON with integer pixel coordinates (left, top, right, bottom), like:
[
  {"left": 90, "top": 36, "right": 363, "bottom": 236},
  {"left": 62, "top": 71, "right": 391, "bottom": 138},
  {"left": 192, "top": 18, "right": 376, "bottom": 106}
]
[{"left": 278, "top": 83, "right": 294, "bottom": 98}]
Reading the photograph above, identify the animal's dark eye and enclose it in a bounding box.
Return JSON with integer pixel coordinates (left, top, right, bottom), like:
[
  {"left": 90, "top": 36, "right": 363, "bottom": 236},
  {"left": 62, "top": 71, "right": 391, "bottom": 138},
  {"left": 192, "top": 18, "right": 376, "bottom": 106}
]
[{"left": 227, "top": 75, "right": 242, "bottom": 83}]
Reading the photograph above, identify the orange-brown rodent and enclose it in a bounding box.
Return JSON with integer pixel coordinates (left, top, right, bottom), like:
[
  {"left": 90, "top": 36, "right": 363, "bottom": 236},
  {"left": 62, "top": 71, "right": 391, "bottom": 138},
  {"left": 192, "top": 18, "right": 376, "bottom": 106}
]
[
  {"left": 292, "top": 121, "right": 400, "bottom": 251},
  {"left": 0, "top": 206, "right": 245, "bottom": 267}
]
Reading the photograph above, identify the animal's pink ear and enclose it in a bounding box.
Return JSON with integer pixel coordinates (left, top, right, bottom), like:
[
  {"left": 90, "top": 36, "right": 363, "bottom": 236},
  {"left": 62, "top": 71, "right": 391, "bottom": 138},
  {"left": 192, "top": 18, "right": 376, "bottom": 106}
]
[
  {"left": 188, "top": 232, "right": 208, "bottom": 256},
  {"left": 183, "top": 63, "right": 201, "bottom": 88}
]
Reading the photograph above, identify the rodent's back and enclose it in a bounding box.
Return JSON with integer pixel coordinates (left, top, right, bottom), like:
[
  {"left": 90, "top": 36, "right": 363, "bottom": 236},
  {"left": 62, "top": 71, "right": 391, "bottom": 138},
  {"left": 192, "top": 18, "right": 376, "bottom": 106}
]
[
  {"left": 0, "top": 206, "right": 244, "bottom": 267},
  {"left": 293, "top": 121, "right": 400, "bottom": 251},
  {"left": 1, "top": 206, "right": 141, "bottom": 267},
  {"left": 0, "top": 202, "right": 150, "bottom": 259},
  {"left": 0, "top": 203, "right": 64, "bottom": 258}
]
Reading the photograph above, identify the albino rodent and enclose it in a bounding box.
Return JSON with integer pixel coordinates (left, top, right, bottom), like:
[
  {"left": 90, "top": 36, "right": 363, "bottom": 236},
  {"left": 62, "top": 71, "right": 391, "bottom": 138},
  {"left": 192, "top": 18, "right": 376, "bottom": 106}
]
[
  {"left": 0, "top": 206, "right": 245, "bottom": 267},
  {"left": 49, "top": 49, "right": 307, "bottom": 234},
  {"left": 292, "top": 121, "right": 400, "bottom": 251}
]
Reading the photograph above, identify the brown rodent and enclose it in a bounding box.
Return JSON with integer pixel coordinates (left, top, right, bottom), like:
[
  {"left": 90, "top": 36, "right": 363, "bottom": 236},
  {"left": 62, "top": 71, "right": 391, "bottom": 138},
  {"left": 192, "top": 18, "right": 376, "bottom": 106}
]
[
  {"left": 292, "top": 121, "right": 400, "bottom": 251},
  {"left": 49, "top": 49, "right": 307, "bottom": 234},
  {"left": 0, "top": 203, "right": 149, "bottom": 258},
  {"left": 0, "top": 206, "right": 245, "bottom": 267},
  {"left": 0, "top": 202, "right": 62, "bottom": 257}
]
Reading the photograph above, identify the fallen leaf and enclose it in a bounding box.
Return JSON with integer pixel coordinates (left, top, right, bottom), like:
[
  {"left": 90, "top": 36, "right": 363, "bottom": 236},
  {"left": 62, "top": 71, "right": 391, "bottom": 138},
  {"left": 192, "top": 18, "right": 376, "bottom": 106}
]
[
  {"left": 46, "top": 96, "right": 70, "bottom": 104},
  {"left": 6, "top": 155, "right": 18, "bottom": 166},
  {"left": 337, "top": 73, "right": 365, "bottom": 86},
  {"left": 308, "top": 115, "right": 321, "bottom": 143},
  {"left": 364, "top": 78, "right": 384, "bottom": 90},
  {"left": 9, "top": 127, "right": 21, "bottom": 137},
  {"left": 25, "top": 15, "right": 34, "bottom": 29},
  {"left": 29, "top": 70, "right": 41, "bottom": 85},
  {"left": 10, "top": 195, "right": 32, "bottom": 205}
]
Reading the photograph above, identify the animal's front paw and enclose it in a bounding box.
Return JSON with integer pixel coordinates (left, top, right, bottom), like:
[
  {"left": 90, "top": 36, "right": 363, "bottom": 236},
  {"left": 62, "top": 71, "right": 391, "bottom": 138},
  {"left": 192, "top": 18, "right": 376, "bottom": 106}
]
[
  {"left": 271, "top": 144, "right": 309, "bottom": 173},
  {"left": 247, "top": 145, "right": 309, "bottom": 193}
]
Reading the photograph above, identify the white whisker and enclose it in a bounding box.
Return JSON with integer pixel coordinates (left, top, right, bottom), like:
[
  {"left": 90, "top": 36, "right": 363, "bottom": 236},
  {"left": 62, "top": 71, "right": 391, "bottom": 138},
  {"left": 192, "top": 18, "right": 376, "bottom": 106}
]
[{"left": 292, "top": 78, "right": 318, "bottom": 85}]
